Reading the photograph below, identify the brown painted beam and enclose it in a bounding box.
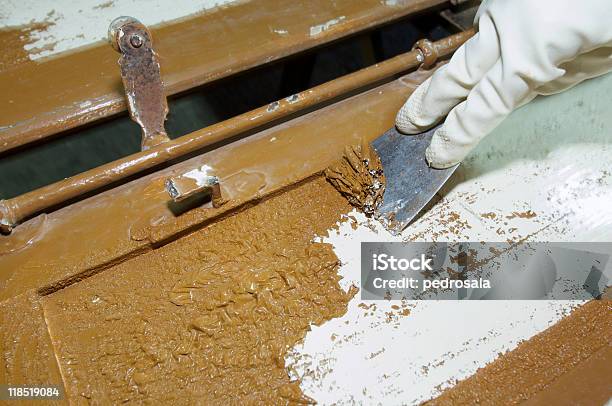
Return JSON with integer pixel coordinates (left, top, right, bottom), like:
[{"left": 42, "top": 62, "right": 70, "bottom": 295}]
[
  {"left": 0, "top": 0, "right": 447, "bottom": 154},
  {"left": 427, "top": 298, "right": 612, "bottom": 405}
]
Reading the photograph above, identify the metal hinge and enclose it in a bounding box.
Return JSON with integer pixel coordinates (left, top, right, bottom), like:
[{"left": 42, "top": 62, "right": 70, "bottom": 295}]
[{"left": 109, "top": 17, "right": 223, "bottom": 207}]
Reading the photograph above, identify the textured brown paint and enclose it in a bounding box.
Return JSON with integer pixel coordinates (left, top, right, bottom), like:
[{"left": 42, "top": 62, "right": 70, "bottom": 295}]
[
  {"left": 0, "top": 0, "right": 448, "bottom": 153},
  {"left": 427, "top": 299, "right": 612, "bottom": 405},
  {"left": 0, "top": 29, "right": 474, "bottom": 232},
  {"left": 325, "top": 138, "right": 386, "bottom": 216},
  {"left": 42, "top": 177, "right": 354, "bottom": 403}
]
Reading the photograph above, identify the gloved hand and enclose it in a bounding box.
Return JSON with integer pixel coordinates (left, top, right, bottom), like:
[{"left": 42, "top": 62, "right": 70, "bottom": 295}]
[{"left": 396, "top": 0, "right": 612, "bottom": 168}]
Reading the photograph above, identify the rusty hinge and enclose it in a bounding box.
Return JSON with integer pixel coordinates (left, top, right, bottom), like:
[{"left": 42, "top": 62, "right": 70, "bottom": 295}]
[{"left": 108, "top": 16, "right": 171, "bottom": 150}]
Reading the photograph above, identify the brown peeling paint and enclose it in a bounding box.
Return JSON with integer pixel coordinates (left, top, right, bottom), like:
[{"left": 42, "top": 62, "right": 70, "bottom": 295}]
[
  {"left": 325, "top": 137, "right": 386, "bottom": 216},
  {"left": 506, "top": 210, "right": 537, "bottom": 220},
  {"left": 42, "top": 177, "right": 355, "bottom": 403},
  {"left": 427, "top": 299, "right": 612, "bottom": 405},
  {"left": 0, "top": 22, "right": 54, "bottom": 72}
]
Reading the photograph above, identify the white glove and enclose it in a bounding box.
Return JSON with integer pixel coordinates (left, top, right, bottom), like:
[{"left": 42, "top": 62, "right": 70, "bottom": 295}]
[{"left": 396, "top": 0, "right": 612, "bottom": 168}]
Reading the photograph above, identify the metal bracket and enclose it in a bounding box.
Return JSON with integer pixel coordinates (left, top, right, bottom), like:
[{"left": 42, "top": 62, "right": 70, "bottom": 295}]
[
  {"left": 108, "top": 16, "right": 171, "bottom": 150},
  {"left": 165, "top": 166, "right": 224, "bottom": 207}
]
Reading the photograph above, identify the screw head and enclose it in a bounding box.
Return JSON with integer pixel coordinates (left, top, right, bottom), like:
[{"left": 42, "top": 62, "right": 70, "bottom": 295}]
[
  {"left": 108, "top": 16, "right": 139, "bottom": 52},
  {"left": 130, "top": 34, "right": 143, "bottom": 48}
]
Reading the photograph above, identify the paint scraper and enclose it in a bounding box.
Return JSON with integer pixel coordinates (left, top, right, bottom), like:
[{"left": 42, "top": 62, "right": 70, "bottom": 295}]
[{"left": 371, "top": 125, "right": 458, "bottom": 235}]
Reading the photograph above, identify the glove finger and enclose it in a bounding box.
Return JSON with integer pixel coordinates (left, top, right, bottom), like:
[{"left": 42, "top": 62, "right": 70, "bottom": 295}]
[
  {"left": 396, "top": 14, "right": 500, "bottom": 134},
  {"left": 426, "top": 60, "right": 536, "bottom": 168}
]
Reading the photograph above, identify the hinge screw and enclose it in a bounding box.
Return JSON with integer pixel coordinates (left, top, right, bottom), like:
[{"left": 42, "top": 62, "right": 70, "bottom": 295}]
[{"left": 130, "top": 34, "right": 143, "bottom": 48}]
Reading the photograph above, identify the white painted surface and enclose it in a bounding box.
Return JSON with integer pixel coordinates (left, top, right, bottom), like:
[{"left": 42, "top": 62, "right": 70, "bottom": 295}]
[
  {"left": 0, "top": 0, "right": 238, "bottom": 60},
  {"left": 288, "top": 72, "right": 612, "bottom": 404},
  {"left": 309, "top": 16, "right": 347, "bottom": 37}
]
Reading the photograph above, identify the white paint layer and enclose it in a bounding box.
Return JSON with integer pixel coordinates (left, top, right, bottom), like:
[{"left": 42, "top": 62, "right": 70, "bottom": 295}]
[
  {"left": 288, "top": 72, "right": 612, "bottom": 403},
  {"left": 287, "top": 211, "right": 581, "bottom": 404},
  {"left": 309, "top": 16, "right": 346, "bottom": 37},
  {"left": 182, "top": 164, "right": 213, "bottom": 186},
  {"left": 0, "top": 0, "right": 238, "bottom": 60}
]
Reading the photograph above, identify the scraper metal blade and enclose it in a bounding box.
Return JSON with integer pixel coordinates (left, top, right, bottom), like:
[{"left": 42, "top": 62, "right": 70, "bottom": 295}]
[{"left": 371, "top": 125, "right": 458, "bottom": 235}]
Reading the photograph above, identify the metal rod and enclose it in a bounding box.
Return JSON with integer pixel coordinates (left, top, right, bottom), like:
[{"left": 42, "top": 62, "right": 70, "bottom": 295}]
[{"left": 0, "top": 29, "right": 475, "bottom": 233}]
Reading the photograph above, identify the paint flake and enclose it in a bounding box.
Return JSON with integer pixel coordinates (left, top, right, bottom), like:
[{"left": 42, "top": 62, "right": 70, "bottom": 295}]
[{"left": 309, "top": 16, "right": 346, "bottom": 37}]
